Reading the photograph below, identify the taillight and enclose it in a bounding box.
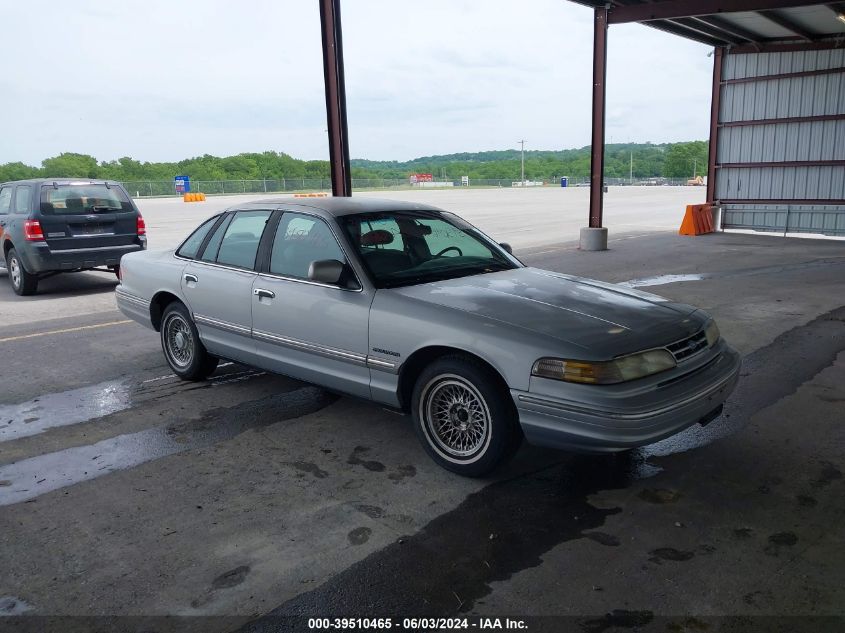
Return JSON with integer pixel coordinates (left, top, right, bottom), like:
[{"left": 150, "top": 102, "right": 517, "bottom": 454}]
[
  {"left": 136, "top": 215, "right": 146, "bottom": 236},
  {"left": 24, "top": 220, "right": 44, "bottom": 242}
]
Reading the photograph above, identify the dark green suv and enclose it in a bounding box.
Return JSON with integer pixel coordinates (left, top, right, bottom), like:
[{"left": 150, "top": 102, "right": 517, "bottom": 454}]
[{"left": 0, "top": 179, "right": 147, "bottom": 295}]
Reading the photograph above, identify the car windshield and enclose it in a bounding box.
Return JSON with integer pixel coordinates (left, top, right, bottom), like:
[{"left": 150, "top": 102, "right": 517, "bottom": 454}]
[
  {"left": 40, "top": 183, "right": 132, "bottom": 215},
  {"left": 339, "top": 210, "right": 518, "bottom": 289}
]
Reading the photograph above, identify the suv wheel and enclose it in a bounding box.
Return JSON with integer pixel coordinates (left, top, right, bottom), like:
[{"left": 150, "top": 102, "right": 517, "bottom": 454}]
[
  {"left": 160, "top": 302, "right": 219, "bottom": 381},
  {"left": 411, "top": 355, "right": 522, "bottom": 477},
  {"left": 6, "top": 248, "right": 38, "bottom": 296}
]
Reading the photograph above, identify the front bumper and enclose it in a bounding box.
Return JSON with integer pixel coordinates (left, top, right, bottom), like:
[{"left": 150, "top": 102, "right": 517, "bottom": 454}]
[
  {"left": 513, "top": 343, "right": 742, "bottom": 452},
  {"left": 21, "top": 240, "right": 145, "bottom": 273}
]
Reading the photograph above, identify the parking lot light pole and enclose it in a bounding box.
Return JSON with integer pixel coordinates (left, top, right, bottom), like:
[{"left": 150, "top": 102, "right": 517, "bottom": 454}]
[{"left": 518, "top": 139, "right": 526, "bottom": 184}]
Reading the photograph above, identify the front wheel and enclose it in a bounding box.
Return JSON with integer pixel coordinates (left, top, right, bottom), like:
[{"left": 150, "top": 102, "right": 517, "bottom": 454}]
[
  {"left": 6, "top": 248, "right": 38, "bottom": 296},
  {"left": 160, "top": 302, "right": 219, "bottom": 381},
  {"left": 412, "top": 355, "right": 522, "bottom": 477}
]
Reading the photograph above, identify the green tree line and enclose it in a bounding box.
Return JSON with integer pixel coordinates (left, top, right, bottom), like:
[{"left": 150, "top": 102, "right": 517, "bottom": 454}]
[{"left": 0, "top": 142, "right": 708, "bottom": 184}]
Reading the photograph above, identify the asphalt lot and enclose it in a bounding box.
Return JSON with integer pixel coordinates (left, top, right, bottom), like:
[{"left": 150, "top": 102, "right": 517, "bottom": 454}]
[{"left": 1, "top": 188, "right": 844, "bottom": 632}]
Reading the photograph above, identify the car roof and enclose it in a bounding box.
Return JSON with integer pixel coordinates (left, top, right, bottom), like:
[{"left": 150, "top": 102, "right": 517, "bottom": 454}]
[
  {"left": 0, "top": 178, "right": 121, "bottom": 187},
  {"left": 236, "top": 196, "right": 446, "bottom": 217}
]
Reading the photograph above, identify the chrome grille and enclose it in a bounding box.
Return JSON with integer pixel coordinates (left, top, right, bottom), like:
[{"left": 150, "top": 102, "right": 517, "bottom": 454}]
[{"left": 666, "top": 330, "right": 709, "bottom": 362}]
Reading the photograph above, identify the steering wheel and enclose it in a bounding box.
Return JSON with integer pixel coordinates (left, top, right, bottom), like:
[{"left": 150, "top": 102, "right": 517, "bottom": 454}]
[{"left": 434, "top": 246, "right": 463, "bottom": 258}]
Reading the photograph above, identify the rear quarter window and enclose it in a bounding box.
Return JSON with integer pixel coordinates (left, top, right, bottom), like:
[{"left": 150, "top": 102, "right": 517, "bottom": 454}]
[
  {"left": 40, "top": 184, "right": 133, "bottom": 215},
  {"left": 0, "top": 187, "right": 11, "bottom": 214},
  {"left": 13, "top": 186, "right": 32, "bottom": 215}
]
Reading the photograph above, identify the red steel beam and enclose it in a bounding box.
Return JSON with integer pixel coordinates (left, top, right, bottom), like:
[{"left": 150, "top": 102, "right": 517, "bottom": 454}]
[
  {"left": 608, "top": 0, "right": 822, "bottom": 24},
  {"left": 723, "top": 65, "right": 845, "bottom": 84},
  {"left": 589, "top": 6, "right": 608, "bottom": 228},
  {"left": 319, "top": 0, "right": 352, "bottom": 197},
  {"left": 706, "top": 47, "right": 723, "bottom": 205},
  {"left": 720, "top": 113, "right": 845, "bottom": 126}
]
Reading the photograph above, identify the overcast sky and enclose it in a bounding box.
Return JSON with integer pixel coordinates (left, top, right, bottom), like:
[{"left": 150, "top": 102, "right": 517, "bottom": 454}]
[{"left": 0, "top": 0, "right": 713, "bottom": 165}]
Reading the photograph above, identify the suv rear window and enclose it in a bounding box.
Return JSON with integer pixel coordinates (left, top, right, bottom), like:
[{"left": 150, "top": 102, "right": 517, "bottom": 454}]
[{"left": 40, "top": 184, "right": 133, "bottom": 215}]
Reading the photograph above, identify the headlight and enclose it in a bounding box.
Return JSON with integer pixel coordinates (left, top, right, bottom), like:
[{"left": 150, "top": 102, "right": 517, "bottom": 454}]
[
  {"left": 532, "top": 349, "right": 677, "bottom": 385},
  {"left": 704, "top": 320, "right": 720, "bottom": 347}
]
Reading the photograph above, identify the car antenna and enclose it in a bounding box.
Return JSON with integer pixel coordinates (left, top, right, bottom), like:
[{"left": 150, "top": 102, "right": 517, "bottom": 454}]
[
  {"left": 52, "top": 181, "right": 58, "bottom": 189},
  {"left": 105, "top": 181, "right": 111, "bottom": 189}
]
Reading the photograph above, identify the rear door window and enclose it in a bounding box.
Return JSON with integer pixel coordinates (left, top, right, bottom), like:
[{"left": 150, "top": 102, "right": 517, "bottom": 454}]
[
  {"left": 177, "top": 215, "right": 220, "bottom": 259},
  {"left": 40, "top": 184, "right": 133, "bottom": 215},
  {"left": 215, "top": 210, "right": 272, "bottom": 270},
  {"left": 0, "top": 187, "right": 11, "bottom": 214},
  {"left": 13, "top": 186, "right": 32, "bottom": 215}
]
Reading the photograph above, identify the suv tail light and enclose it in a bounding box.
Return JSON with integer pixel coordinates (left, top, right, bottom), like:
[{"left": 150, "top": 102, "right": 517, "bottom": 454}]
[
  {"left": 24, "top": 220, "right": 44, "bottom": 241},
  {"left": 136, "top": 215, "right": 146, "bottom": 236}
]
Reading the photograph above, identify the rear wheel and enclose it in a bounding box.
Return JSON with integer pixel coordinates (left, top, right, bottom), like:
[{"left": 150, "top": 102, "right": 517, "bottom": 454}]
[
  {"left": 6, "top": 248, "right": 38, "bottom": 296},
  {"left": 160, "top": 302, "right": 218, "bottom": 381},
  {"left": 412, "top": 355, "right": 522, "bottom": 477}
]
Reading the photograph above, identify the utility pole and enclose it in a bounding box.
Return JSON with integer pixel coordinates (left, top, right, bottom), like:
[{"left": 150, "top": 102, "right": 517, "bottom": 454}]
[
  {"left": 692, "top": 157, "right": 697, "bottom": 178},
  {"left": 518, "top": 140, "right": 526, "bottom": 184},
  {"left": 630, "top": 151, "right": 633, "bottom": 183}
]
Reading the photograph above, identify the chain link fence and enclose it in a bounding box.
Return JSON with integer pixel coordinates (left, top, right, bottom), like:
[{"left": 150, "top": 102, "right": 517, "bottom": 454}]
[{"left": 121, "top": 177, "right": 696, "bottom": 198}]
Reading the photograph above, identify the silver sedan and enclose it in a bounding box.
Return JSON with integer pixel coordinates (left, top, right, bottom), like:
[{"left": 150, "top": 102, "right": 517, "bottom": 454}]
[{"left": 116, "top": 197, "right": 741, "bottom": 476}]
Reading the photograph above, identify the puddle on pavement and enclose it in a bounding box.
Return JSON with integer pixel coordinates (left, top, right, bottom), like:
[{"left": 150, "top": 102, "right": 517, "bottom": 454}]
[
  {"left": 0, "top": 596, "right": 33, "bottom": 615},
  {"left": 618, "top": 273, "right": 708, "bottom": 288},
  {"left": 0, "top": 381, "right": 131, "bottom": 442},
  {"left": 0, "top": 363, "right": 252, "bottom": 443},
  {"left": 0, "top": 385, "right": 336, "bottom": 506},
  {"left": 619, "top": 257, "right": 845, "bottom": 289}
]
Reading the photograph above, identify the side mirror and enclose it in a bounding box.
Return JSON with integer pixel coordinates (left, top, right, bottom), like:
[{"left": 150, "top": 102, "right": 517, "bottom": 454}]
[
  {"left": 499, "top": 242, "right": 513, "bottom": 255},
  {"left": 308, "top": 259, "right": 346, "bottom": 285}
]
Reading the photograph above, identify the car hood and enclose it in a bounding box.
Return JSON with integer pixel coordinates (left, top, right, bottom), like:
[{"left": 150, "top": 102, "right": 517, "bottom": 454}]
[{"left": 389, "top": 267, "right": 705, "bottom": 357}]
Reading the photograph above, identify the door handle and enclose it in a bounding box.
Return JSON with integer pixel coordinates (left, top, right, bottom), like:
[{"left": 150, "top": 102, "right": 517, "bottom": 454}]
[
  {"left": 254, "top": 288, "right": 275, "bottom": 300},
  {"left": 184, "top": 273, "right": 198, "bottom": 284}
]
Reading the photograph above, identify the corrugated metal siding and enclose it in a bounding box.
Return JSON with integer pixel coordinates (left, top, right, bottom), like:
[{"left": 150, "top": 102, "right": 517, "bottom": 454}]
[
  {"left": 717, "top": 166, "right": 845, "bottom": 199},
  {"left": 722, "top": 49, "right": 845, "bottom": 81},
  {"left": 718, "top": 120, "right": 845, "bottom": 163},
  {"left": 722, "top": 203, "right": 845, "bottom": 236},
  {"left": 720, "top": 73, "right": 845, "bottom": 122},
  {"left": 717, "top": 49, "right": 845, "bottom": 236}
]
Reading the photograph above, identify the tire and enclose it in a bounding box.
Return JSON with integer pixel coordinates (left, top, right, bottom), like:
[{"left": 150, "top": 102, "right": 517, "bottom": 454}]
[
  {"left": 160, "top": 302, "right": 219, "bottom": 381},
  {"left": 411, "top": 355, "right": 522, "bottom": 477},
  {"left": 6, "top": 248, "right": 38, "bottom": 296}
]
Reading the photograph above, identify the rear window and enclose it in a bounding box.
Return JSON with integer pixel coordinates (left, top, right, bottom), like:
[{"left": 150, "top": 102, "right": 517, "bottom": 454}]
[{"left": 40, "top": 184, "right": 133, "bottom": 215}]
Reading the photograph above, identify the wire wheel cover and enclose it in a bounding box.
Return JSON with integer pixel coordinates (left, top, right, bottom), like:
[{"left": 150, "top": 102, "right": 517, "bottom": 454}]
[
  {"left": 164, "top": 314, "right": 194, "bottom": 368},
  {"left": 424, "top": 376, "right": 490, "bottom": 458}
]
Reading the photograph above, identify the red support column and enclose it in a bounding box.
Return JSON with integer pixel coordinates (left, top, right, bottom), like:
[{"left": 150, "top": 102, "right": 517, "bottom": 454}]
[
  {"left": 589, "top": 6, "right": 608, "bottom": 228},
  {"left": 706, "top": 46, "right": 723, "bottom": 205},
  {"left": 320, "top": 0, "right": 352, "bottom": 197}
]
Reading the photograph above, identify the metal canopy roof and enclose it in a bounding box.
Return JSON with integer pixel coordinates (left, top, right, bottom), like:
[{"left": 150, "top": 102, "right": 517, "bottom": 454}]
[{"left": 569, "top": 1, "right": 845, "bottom": 49}]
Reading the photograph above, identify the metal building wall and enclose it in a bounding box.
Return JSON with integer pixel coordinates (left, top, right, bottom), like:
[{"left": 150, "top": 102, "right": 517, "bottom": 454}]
[{"left": 716, "top": 48, "right": 845, "bottom": 236}]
